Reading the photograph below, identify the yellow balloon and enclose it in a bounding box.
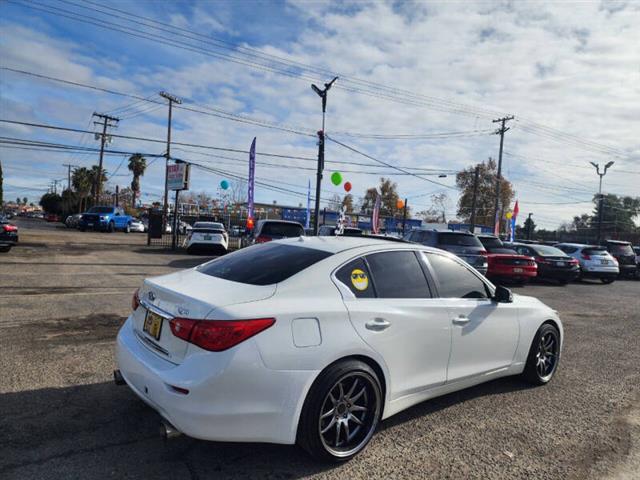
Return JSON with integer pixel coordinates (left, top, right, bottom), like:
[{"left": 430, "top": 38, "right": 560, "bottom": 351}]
[{"left": 506, "top": 211, "right": 513, "bottom": 219}]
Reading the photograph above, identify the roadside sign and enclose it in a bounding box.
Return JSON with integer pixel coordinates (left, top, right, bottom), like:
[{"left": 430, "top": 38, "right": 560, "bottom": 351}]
[{"left": 167, "top": 163, "right": 190, "bottom": 191}]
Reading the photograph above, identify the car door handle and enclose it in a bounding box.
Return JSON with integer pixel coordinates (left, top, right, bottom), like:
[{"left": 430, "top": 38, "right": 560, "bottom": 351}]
[
  {"left": 452, "top": 315, "right": 471, "bottom": 325},
  {"left": 365, "top": 318, "right": 391, "bottom": 331}
]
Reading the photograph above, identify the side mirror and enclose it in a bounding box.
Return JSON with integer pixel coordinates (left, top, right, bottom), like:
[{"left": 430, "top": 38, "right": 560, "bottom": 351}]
[{"left": 494, "top": 285, "right": 513, "bottom": 303}]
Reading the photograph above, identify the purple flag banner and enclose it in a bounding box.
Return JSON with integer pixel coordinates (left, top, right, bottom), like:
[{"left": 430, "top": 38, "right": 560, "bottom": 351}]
[{"left": 248, "top": 137, "right": 256, "bottom": 221}]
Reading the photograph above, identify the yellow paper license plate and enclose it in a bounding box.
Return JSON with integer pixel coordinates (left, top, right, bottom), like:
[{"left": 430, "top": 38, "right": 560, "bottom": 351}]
[{"left": 143, "top": 310, "right": 164, "bottom": 340}]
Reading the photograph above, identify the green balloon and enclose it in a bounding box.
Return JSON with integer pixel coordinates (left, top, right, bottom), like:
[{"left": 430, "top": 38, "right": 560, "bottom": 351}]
[{"left": 331, "top": 171, "right": 342, "bottom": 186}]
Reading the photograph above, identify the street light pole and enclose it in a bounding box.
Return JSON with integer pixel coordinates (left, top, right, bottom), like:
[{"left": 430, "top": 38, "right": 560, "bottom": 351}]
[
  {"left": 311, "top": 77, "right": 338, "bottom": 235},
  {"left": 590, "top": 161, "right": 614, "bottom": 245}
]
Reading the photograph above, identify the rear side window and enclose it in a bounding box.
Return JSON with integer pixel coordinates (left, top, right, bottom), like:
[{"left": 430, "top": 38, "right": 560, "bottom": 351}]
[
  {"left": 198, "top": 244, "right": 332, "bottom": 285},
  {"left": 557, "top": 245, "right": 578, "bottom": 254},
  {"left": 335, "top": 258, "right": 375, "bottom": 298},
  {"left": 366, "top": 251, "right": 432, "bottom": 298},
  {"left": 479, "top": 237, "right": 502, "bottom": 249},
  {"left": 261, "top": 222, "right": 304, "bottom": 237},
  {"left": 608, "top": 243, "right": 634, "bottom": 255},
  {"left": 426, "top": 253, "right": 489, "bottom": 299},
  {"left": 583, "top": 248, "right": 607, "bottom": 256},
  {"left": 437, "top": 233, "right": 482, "bottom": 247}
]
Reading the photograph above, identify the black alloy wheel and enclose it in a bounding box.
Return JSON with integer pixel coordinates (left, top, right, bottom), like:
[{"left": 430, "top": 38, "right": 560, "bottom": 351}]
[{"left": 523, "top": 323, "right": 560, "bottom": 385}]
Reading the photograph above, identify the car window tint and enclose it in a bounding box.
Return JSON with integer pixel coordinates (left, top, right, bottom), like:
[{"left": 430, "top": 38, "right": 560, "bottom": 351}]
[
  {"left": 427, "top": 254, "right": 489, "bottom": 299},
  {"left": 583, "top": 247, "right": 608, "bottom": 256},
  {"left": 365, "top": 251, "right": 431, "bottom": 298},
  {"left": 479, "top": 237, "right": 502, "bottom": 249},
  {"left": 335, "top": 258, "right": 375, "bottom": 298},
  {"left": 437, "top": 233, "right": 482, "bottom": 247},
  {"left": 261, "top": 222, "right": 304, "bottom": 237},
  {"left": 198, "top": 244, "right": 332, "bottom": 285}
]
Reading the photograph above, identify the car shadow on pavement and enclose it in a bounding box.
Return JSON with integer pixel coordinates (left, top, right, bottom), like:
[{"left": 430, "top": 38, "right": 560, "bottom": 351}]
[{"left": 0, "top": 376, "right": 534, "bottom": 479}]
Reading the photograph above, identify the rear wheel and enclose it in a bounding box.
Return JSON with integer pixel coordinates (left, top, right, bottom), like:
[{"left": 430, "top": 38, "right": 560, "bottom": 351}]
[
  {"left": 297, "top": 360, "right": 382, "bottom": 462},
  {"left": 523, "top": 323, "right": 560, "bottom": 385},
  {"left": 601, "top": 277, "right": 615, "bottom": 284},
  {"left": 0, "top": 245, "right": 11, "bottom": 253}
]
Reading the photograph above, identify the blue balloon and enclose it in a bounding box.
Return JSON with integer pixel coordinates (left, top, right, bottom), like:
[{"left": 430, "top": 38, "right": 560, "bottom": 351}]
[{"left": 220, "top": 180, "right": 230, "bottom": 190}]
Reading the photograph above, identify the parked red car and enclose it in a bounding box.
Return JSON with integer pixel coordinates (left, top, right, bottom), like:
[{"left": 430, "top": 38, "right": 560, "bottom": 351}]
[
  {"left": 477, "top": 234, "right": 537, "bottom": 284},
  {"left": 45, "top": 213, "right": 61, "bottom": 222}
]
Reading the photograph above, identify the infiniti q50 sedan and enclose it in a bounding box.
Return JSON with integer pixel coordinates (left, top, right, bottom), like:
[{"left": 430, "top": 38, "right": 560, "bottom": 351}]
[{"left": 115, "top": 236, "right": 563, "bottom": 462}]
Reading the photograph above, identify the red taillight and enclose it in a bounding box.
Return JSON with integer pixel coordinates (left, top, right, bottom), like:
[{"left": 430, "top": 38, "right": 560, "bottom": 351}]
[
  {"left": 255, "top": 235, "right": 270, "bottom": 243},
  {"left": 479, "top": 250, "right": 488, "bottom": 256},
  {"left": 569, "top": 258, "right": 579, "bottom": 265},
  {"left": 132, "top": 288, "right": 140, "bottom": 311},
  {"left": 535, "top": 256, "right": 548, "bottom": 264},
  {"left": 169, "top": 318, "right": 275, "bottom": 352},
  {"left": 581, "top": 254, "right": 591, "bottom": 260},
  {"left": 2, "top": 224, "right": 17, "bottom": 232}
]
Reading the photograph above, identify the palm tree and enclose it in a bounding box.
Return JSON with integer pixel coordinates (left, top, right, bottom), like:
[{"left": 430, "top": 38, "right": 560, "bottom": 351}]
[
  {"left": 89, "top": 165, "right": 107, "bottom": 205},
  {"left": 127, "top": 153, "right": 147, "bottom": 208},
  {"left": 72, "top": 167, "right": 93, "bottom": 212}
]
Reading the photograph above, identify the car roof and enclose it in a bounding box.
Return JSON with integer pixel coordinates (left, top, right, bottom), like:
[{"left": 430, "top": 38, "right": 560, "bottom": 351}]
[
  {"left": 477, "top": 234, "right": 498, "bottom": 239},
  {"left": 606, "top": 240, "right": 631, "bottom": 245},
  {"left": 194, "top": 221, "right": 223, "bottom": 227},
  {"left": 556, "top": 243, "right": 600, "bottom": 248},
  {"left": 270, "top": 235, "right": 419, "bottom": 254}
]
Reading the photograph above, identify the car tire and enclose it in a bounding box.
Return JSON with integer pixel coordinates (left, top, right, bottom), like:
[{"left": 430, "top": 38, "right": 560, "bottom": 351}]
[
  {"left": 522, "top": 323, "right": 560, "bottom": 386},
  {"left": 297, "top": 360, "right": 382, "bottom": 463},
  {"left": 0, "top": 245, "right": 11, "bottom": 253},
  {"left": 601, "top": 277, "right": 615, "bottom": 284},
  {"left": 107, "top": 221, "right": 115, "bottom": 233},
  {"left": 125, "top": 223, "right": 131, "bottom": 234}
]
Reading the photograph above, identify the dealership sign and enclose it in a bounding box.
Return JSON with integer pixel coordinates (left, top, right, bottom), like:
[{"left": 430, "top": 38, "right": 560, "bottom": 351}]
[{"left": 167, "top": 163, "right": 190, "bottom": 191}]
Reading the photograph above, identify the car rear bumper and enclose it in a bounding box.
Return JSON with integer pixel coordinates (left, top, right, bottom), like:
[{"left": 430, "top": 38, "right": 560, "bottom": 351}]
[
  {"left": 538, "top": 266, "right": 580, "bottom": 281},
  {"left": 618, "top": 264, "right": 637, "bottom": 275},
  {"left": 116, "top": 316, "right": 315, "bottom": 444},
  {"left": 0, "top": 234, "right": 18, "bottom": 246}
]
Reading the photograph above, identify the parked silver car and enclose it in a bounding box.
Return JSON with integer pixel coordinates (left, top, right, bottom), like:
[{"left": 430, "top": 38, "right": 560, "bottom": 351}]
[
  {"left": 555, "top": 243, "right": 619, "bottom": 284},
  {"left": 65, "top": 213, "right": 83, "bottom": 229}
]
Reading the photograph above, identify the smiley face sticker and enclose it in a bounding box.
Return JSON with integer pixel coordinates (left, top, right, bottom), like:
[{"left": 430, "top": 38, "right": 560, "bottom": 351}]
[{"left": 350, "top": 268, "right": 369, "bottom": 291}]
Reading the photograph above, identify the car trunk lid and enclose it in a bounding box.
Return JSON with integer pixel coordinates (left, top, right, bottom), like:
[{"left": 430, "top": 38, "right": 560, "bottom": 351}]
[{"left": 133, "top": 269, "right": 276, "bottom": 363}]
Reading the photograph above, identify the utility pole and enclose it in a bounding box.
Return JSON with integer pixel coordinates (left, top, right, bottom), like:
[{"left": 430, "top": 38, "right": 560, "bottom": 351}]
[
  {"left": 311, "top": 77, "right": 338, "bottom": 235},
  {"left": 526, "top": 212, "right": 533, "bottom": 240},
  {"left": 590, "top": 161, "right": 614, "bottom": 244},
  {"left": 92, "top": 113, "right": 119, "bottom": 204},
  {"left": 63, "top": 163, "right": 77, "bottom": 192},
  {"left": 469, "top": 164, "right": 480, "bottom": 233},
  {"left": 401, "top": 198, "right": 408, "bottom": 235},
  {"left": 492, "top": 116, "right": 514, "bottom": 235},
  {"left": 160, "top": 91, "right": 182, "bottom": 231}
]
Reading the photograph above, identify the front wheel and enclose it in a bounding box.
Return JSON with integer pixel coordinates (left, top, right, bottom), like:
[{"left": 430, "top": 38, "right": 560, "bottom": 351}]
[
  {"left": 297, "top": 360, "right": 382, "bottom": 462},
  {"left": 107, "top": 221, "right": 114, "bottom": 233},
  {"left": 0, "top": 245, "right": 11, "bottom": 253},
  {"left": 522, "top": 323, "right": 560, "bottom": 385},
  {"left": 601, "top": 277, "right": 615, "bottom": 284},
  {"left": 124, "top": 223, "right": 131, "bottom": 233}
]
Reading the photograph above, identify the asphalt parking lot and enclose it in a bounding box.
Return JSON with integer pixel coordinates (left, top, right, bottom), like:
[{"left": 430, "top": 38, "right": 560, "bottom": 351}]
[{"left": 1, "top": 218, "right": 639, "bottom": 480}]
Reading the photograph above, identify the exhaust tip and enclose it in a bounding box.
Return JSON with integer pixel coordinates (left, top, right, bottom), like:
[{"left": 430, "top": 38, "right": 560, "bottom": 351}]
[
  {"left": 160, "top": 420, "right": 182, "bottom": 440},
  {"left": 113, "top": 369, "right": 126, "bottom": 386}
]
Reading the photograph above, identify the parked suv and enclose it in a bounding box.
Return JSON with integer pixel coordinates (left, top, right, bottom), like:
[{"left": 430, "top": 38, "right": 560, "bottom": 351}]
[
  {"left": 405, "top": 229, "right": 488, "bottom": 275},
  {"left": 555, "top": 243, "right": 619, "bottom": 284},
  {"left": 250, "top": 220, "right": 304, "bottom": 244},
  {"left": 604, "top": 240, "right": 637, "bottom": 278}
]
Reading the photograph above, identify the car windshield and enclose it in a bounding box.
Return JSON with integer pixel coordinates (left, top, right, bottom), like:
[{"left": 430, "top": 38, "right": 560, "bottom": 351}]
[
  {"left": 532, "top": 245, "right": 566, "bottom": 257},
  {"left": 198, "top": 243, "right": 332, "bottom": 285},
  {"left": 608, "top": 243, "right": 634, "bottom": 255},
  {"left": 87, "top": 207, "right": 113, "bottom": 214},
  {"left": 437, "top": 232, "right": 482, "bottom": 247},
  {"left": 260, "top": 222, "right": 304, "bottom": 237},
  {"left": 479, "top": 236, "right": 502, "bottom": 249}
]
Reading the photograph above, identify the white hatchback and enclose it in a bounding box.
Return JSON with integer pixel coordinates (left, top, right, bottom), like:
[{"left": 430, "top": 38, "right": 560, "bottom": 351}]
[
  {"left": 115, "top": 237, "right": 563, "bottom": 461},
  {"left": 185, "top": 222, "right": 228, "bottom": 254},
  {"left": 555, "top": 243, "right": 619, "bottom": 284}
]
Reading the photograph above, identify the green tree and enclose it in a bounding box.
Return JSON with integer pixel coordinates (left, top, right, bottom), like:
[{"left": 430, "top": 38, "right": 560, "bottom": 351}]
[
  {"left": 591, "top": 194, "right": 640, "bottom": 236},
  {"left": 88, "top": 165, "right": 107, "bottom": 204},
  {"left": 456, "top": 159, "right": 515, "bottom": 232},
  {"left": 22, "top": 196, "right": 27, "bottom": 205},
  {"left": 72, "top": 167, "right": 93, "bottom": 212},
  {"left": 39, "top": 192, "right": 62, "bottom": 214},
  {"left": 361, "top": 177, "right": 403, "bottom": 217},
  {"left": 127, "top": 153, "right": 147, "bottom": 208}
]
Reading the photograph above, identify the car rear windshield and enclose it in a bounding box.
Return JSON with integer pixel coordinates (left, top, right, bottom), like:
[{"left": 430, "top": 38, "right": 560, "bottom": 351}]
[
  {"left": 583, "top": 248, "right": 608, "bottom": 256},
  {"left": 194, "top": 223, "right": 223, "bottom": 230},
  {"left": 478, "top": 236, "right": 502, "bottom": 249},
  {"left": 607, "top": 243, "right": 633, "bottom": 255},
  {"left": 193, "top": 228, "right": 225, "bottom": 234},
  {"left": 261, "top": 222, "right": 304, "bottom": 237},
  {"left": 198, "top": 243, "right": 332, "bottom": 285},
  {"left": 87, "top": 207, "right": 112, "bottom": 213},
  {"left": 437, "top": 232, "right": 482, "bottom": 247},
  {"left": 532, "top": 245, "right": 566, "bottom": 257}
]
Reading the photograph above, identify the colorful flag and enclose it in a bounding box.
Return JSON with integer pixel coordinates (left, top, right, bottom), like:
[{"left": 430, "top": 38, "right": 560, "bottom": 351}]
[
  {"left": 372, "top": 193, "right": 381, "bottom": 234},
  {"left": 509, "top": 200, "right": 519, "bottom": 242},
  {"left": 247, "top": 137, "right": 256, "bottom": 223},
  {"left": 305, "top": 179, "right": 311, "bottom": 229}
]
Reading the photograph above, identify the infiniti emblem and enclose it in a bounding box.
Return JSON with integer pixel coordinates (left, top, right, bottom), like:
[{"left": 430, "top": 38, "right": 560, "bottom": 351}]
[{"left": 148, "top": 291, "right": 156, "bottom": 302}]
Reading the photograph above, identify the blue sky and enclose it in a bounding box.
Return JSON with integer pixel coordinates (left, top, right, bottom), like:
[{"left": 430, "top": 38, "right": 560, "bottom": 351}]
[{"left": 1, "top": 0, "right": 639, "bottom": 229}]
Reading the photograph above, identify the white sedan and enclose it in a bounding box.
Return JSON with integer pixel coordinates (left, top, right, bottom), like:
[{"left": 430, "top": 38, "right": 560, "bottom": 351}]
[
  {"left": 115, "top": 237, "right": 562, "bottom": 461},
  {"left": 185, "top": 221, "right": 228, "bottom": 254}
]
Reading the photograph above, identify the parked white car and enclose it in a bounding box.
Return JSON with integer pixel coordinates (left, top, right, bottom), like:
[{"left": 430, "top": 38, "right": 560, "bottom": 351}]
[
  {"left": 555, "top": 243, "right": 619, "bottom": 284},
  {"left": 185, "top": 221, "right": 228, "bottom": 254},
  {"left": 115, "top": 237, "right": 563, "bottom": 461},
  {"left": 130, "top": 218, "right": 146, "bottom": 233}
]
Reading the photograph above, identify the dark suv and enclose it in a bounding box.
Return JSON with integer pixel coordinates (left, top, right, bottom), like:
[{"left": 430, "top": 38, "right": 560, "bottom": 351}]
[
  {"left": 605, "top": 240, "right": 637, "bottom": 278},
  {"left": 405, "top": 229, "right": 488, "bottom": 275}
]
